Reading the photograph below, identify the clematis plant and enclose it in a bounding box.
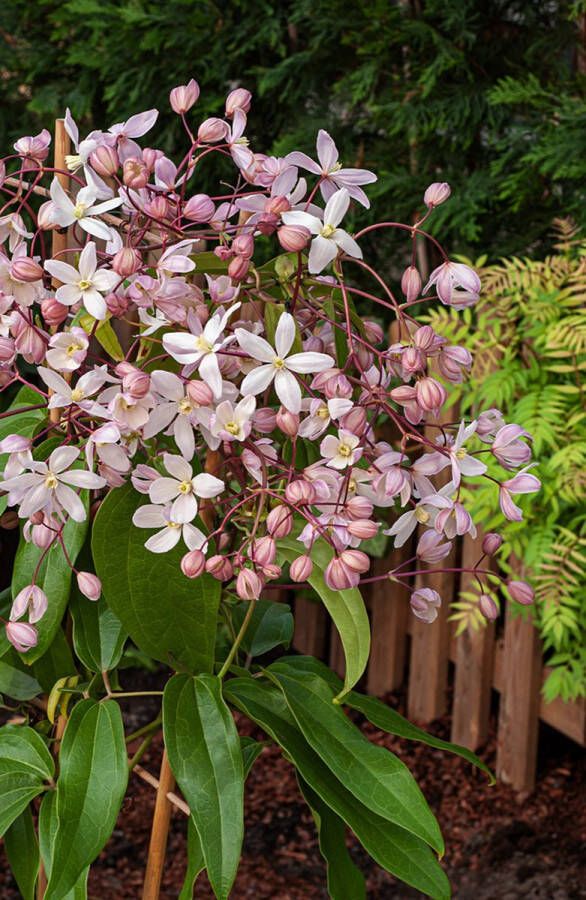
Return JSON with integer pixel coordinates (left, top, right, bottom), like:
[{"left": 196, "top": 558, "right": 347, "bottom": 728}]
[{"left": 0, "top": 81, "right": 539, "bottom": 900}]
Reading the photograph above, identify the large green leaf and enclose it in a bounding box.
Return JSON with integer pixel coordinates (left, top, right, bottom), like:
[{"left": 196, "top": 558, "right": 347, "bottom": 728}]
[
  {"left": 92, "top": 484, "right": 220, "bottom": 673},
  {"left": 279, "top": 656, "right": 493, "bottom": 781},
  {"left": 0, "top": 658, "right": 42, "bottom": 700},
  {"left": 266, "top": 660, "right": 443, "bottom": 854},
  {"left": 4, "top": 805, "right": 39, "bottom": 900},
  {"left": 179, "top": 818, "right": 206, "bottom": 900},
  {"left": 0, "top": 386, "right": 46, "bottom": 516},
  {"left": 39, "top": 792, "right": 89, "bottom": 900},
  {"left": 70, "top": 584, "right": 126, "bottom": 673},
  {"left": 277, "top": 536, "right": 370, "bottom": 698},
  {"left": 44, "top": 699, "right": 128, "bottom": 899},
  {"left": 12, "top": 504, "right": 89, "bottom": 664},
  {"left": 0, "top": 724, "right": 54, "bottom": 781},
  {"left": 225, "top": 678, "right": 449, "bottom": 899},
  {"left": 231, "top": 600, "right": 293, "bottom": 657},
  {"left": 164, "top": 674, "right": 244, "bottom": 900},
  {"left": 0, "top": 773, "right": 45, "bottom": 838},
  {"left": 298, "top": 776, "right": 366, "bottom": 900}
]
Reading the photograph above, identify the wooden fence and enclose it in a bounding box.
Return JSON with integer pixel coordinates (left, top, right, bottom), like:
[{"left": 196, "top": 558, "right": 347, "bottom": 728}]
[{"left": 293, "top": 526, "right": 586, "bottom": 793}]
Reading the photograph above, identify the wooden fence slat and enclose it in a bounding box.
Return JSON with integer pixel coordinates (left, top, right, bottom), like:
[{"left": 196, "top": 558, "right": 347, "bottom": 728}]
[
  {"left": 293, "top": 597, "right": 327, "bottom": 659},
  {"left": 367, "top": 549, "right": 411, "bottom": 695},
  {"left": 328, "top": 625, "right": 346, "bottom": 680}
]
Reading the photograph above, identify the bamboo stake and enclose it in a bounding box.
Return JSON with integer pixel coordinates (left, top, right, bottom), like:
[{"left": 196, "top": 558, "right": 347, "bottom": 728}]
[
  {"left": 49, "top": 119, "right": 71, "bottom": 427},
  {"left": 133, "top": 763, "right": 190, "bottom": 817},
  {"left": 142, "top": 750, "right": 176, "bottom": 900}
]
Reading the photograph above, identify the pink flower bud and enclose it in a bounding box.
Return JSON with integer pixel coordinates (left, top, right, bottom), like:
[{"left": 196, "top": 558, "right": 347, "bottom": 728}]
[
  {"left": 105, "top": 292, "right": 129, "bottom": 317},
  {"left": 144, "top": 195, "right": 170, "bottom": 221},
  {"left": 184, "top": 193, "right": 216, "bottom": 222},
  {"left": 232, "top": 234, "right": 254, "bottom": 259},
  {"left": 285, "top": 479, "right": 316, "bottom": 506},
  {"left": 236, "top": 568, "right": 263, "bottom": 600},
  {"left": 77, "top": 571, "right": 102, "bottom": 601},
  {"left": 225, "top": 88, "right": 252, "bottom": 117},
  {"left": 340, "top": 407, "right": 366, "bottom": 436},
  {"left": 0, "top": 336, "right": 15, "bottom": 364},
  {"left": 262, "top": 563, "right": 282, "bottom": 581},
  {"left": 347, "top": 519, "right": 378, "bottom": 539},
  {"left": 390, "top": 385, "right": 418, "bottom": 404},
  {"left": 278, "top": 224, "right": 311, "bottom": 252},
  {"left": 112, "top": 247, "right": 141, "bottom": 277},
  {"left": 41, "top": 297, "right": 68, "bottom": 327},
  {"left": 265, "top": 196, "right": 290, "bottom": 216},
  {"left": 482, "top": 533, "right": 503, "bottom": 556},
  {"left": 417, "top": 530, "right": 452, "bottom": 563},
  {"left": 15, "top": 323, "right": 46, "bottom": 364},
  {"left": 206, "top": 555, "right": 233, "bottom": 581},
  {"left": 401, "top": 266, "right": 422, "bottom": 302},
  {"left": 248, "top": 536, "right": 276, "bottom": 567},
  {"left": 170, "top": 79, "right": 200, "bottom": 114},
  {"left": 181, "top": 549, "right": 206, "bottom": 579},
  {"left": 11, "top": 584, "right": 48, "bottom": 623},
  {"left": 198, "top": 118, "right": 230, "bottom": 143},
  {"left": 340, "top": 549, "right": 370, "bottom": 574},
  {"left": 123, "top": 158, "right": 149, "bottom": 189},
  {"left": 254, "top": 408, "right": 277, "bottom": 433},
  {"left": 414, "top": 325, "right": 436, "bottom": 351},
  {"left": 276, "top": 406, "right": 299, "bottom": 437},
  {"left": 5, "top": 620, "right": 38, "bottom": 653},
  {"left": 228, "top": 255, "right": 250, "bottom": 281},
  {"left": 290, "top": 555, "right": 313, "bottom": 582},
  {"left": 37, "top": 201, "right": 59, "bottom": 231},
  {"left": 402, "top": 347, "right": 425, "bottom": 374},
  {"left": 12, "top": 256, "right": 43, "bottom": 283},
  {"left": 478, "top": 594, "right": 499, "bottom": 621},
  {"left": 257, "top": 212, "right": 280, "bottom": 236},
  {"left": 424, "top": 182, "right": 451, "bottom": 209},
  {"left": 345, "top": 496, "right": 373, "bottom": 520},
  {"left": 325, "top": 557, "right": 358, "bottom": 590},
  {"left": 324, "top": 373, "right": 352, "bottom": 400},
  {"left": 410, "top": 587, "right": 441, "bottom": 623},
  {"left": 142, "top": 147, "right": 163, "bottom": 172},
  {"left": 186, "top": 379, "right": 213, "bottom": 406},
  {"left": 416, "top": 377, "right": 447, "bottom": 412},
  {"left": 123, "top": 367, "right": 151, "bottom": 399},
  {"left": 89, "top": 145, "right": 119, "bottom": 177},
  {"left": 266, "top": 505, "right": 292, "bottom": 538},
  {"left": 508, "top": 580, "right": 534, "bottom": 605},
  {"left": 364, "top": 320, "right": 383, "bottom": 344}
]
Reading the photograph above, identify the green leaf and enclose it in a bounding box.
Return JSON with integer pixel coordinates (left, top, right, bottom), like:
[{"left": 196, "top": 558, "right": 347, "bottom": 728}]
[
  {"left": 231, "top": 600, "right": 293, "bottom": 657},
  {"left": 12, "top": 506, "right": 89, "bottom": 664},
  {"left": 164, "top": 674, "right": 244, "bottom": 900},
  {"left": 240, "top": 736, "right": 264, "bottom": 778},
  {"left": 92, "top": 484, "right": 220, "bottom": 673},
  {"left": 0, "top": 386, "right": 45, "bottom": 515},
  {"left": 31, "top": 628, "right": 77, "bottom": 693},
  {"left": 0, "top": 724, "right": 54, "bottom": 781},
  {"left": 0, "top": 773, "right": 45, "bottom": 838},
  {"left": 39, "top": 792, "right": 89, "bottom": 900},
  {"left": 298, "top": 776, "right": 366, "bottom": 900},
  {"left": 70, "top": 584, "right": 127, "bottom": 673},
  {"left": 276, "top": 535, "right": 370, "bottom": 698},
  {"left": 179, "top": 818, "right": 206, "bottom": 900},
  {"left": 44, "top": 699, "right": 128, "bottom": 899},
  {"left": 225, "top": 678, "right": 449, "bottom": 899},
  {"left": 0, "top": 658, "right": 42, "bottom": 700},
  {"left": 78, "top": 315, "right": 124, "bottom": 361},
  {"left": 4, "top": 805, "right": 40, "bottom": 900},
  {"left": 267, "top": 660, "right": 443, "bottom": 854}
]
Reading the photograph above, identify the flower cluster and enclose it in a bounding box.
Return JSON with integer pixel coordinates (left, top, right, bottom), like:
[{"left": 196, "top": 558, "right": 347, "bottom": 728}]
[{"left": 0, "top": 82, "right": 539, "bottom": 650}]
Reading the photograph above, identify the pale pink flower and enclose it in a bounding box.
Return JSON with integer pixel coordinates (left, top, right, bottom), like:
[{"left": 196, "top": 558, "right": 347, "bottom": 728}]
[
  {"left": 45, "top": 328, "right": 89, "bottom": 372},
  {"left": 286, "top": 130, "right": 377, "bottom": 208},
  {"left": 48, "top": 177, "right": 121, "bottom": 241},
  {"left": 416, "top": 529, "right": 453, "bottom": 563},
  {"left": 144, "top": 370, "right": 204, "bottom": 460},
  {"left": 210, "top": 395, "right": 256, "bottom": 442},
  {"left": 86, "top": 423, "right": 130, "bottom": 473},
  {"left": 147, "top": 453, "right": 224, "bottom": 523},
  {"left": 298, "top": 397, "right": 353, "bottom": 440},
  {"left": 227, "top": 110, "right": 254, "bottom": 170},
  {"left": 10, "top": 584, "right": 48, "bottom": 624},
  {"left": 13, "top": 130, "right": 51, "bottom": 170},
  {"left": 39, "top": 365, "right": 108, "bottom": 411},
  {"left": 108, "top": 109, "right": 159, "bottom": 162},
  {"left": 414, "top": 421, "right": 487, "bottom": 488},
  {"left": 410, "top": 588, "right": 442, "bottom": 623},
  {"left": 132, "top": 502, "right": 207, "bottom": 554},
  {"left": 424, "top": 261, "right": 481, "bottom": 308},
  {"left": 320, "top": 429, "right": 362, "bottom": 470},
  {"left": 499, "top": 468, "right": 541, "bottom": 521},
  {"left": 282, "top": 188, "right": 362, "bottom": 273},
  {"left": 44, "top": 242, "right": 119, "bottom": 320},
  {"left": 0, "top": 213, "right": 33, "bottom": 251},
  {"left": 491, "top": 424, "right": 532, "bottom": 469}
]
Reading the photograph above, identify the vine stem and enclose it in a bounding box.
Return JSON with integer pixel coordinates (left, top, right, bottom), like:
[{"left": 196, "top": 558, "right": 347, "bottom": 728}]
[{"left": 218, "top": 598, "right": 257, "bottom": 679}]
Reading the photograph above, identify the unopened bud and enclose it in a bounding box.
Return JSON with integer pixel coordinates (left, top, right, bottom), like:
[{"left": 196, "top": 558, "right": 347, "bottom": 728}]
[
  {"left": 482, "top": 532, "right": 503, "bottom": 556},
  {"left": 416, "top": 377, "right": 446, "bottom": 412},
  {"left": 170, "top": 79, "right": 200, "bottom": 114},
  {"left": 325, "top": 557, "right": 358, "bottom": 591},
  {"left": 276, "top": 406, "right": 299, "bottom": 437},
  {"left": 12, "top": 256, "right": 43, "bottom": 282},
  {"left": 236, "top": 568, "right": 263, "bottom": 600},
  {"left": 478, "top": 594, "right": 499, "bottom": 621},
  {"left": 198, "top": 118, "right": 230, "bottom": 143},
  {"left": 345, "top": 496, "right": 373, "bottom": 520},
  {"left": 184, "top": 193, "right": 215, "bottom": 223},
  {"left": 37, "top": 201, "right": 59, "bottom": 230},
  {"left": 290, "top": 555, "right": 313, "bottom": 582},
  {"left": 285, "top": 479, "right": 316, "bottom": 506},
  {"left": 232, "top": 234, "right": 254, "bottom": 259},
  {"left": 266, "top": 505, "right": 292, "bottom": 538},
  {"left": 340, "top": 549, "right": 370, "bottom": 574},
  {"left": 112, "top": 247, "right": 141, "bottom": 277},
  {"left": 205, "top": 555, "right": 233, "bottom": 581},
  {"left": 347, "top": 519, "right": 378, "bottom": 540},
  {"left": 424, "top": 182, "right": 451, "bottom": 209},
  {"left": 41, "top": 297, "right": 69, "bottom": 327},
  {"left": 186, "top": 380, "right": 213, "bottom": 406},
  {"left": 0, "top": 336, "right": 15, "bottom": 364},
  {"left": 248, "top": 536, "right": 276, "bottom": 567},
  {"left": 401, "top": 266, "right": 422, "bottom": 302},
  {"left": 414, "top": 325, "right": 436, "bottom": 351},
  {"left": 254, "top": 408, "right": 277, "bottom": 433},
  {"left": 123, "top": 158, "right": 149, "bottom": 189},
  {"left": 278, "top": 225, "right": 310, "bottom": 252},
  {"left": 5, "top": 620, "right": 38, "bottom": 653},
  {"left": 340, "top": 407, "right": 366, "bottom": 436},
  {"left": 105, "top": 292, "right": 129, "bottom": 317},
  {"left": 225, "top": 88, "right": 252, "bottom": 117},
  {"left": 508, "top": 580, "right": 534, "bottom": 606},
  {"left": 228, "top": 255, "right": 250, "bottom": 281},
  {"left": 181, "top": 549, "right": 206, "bottom": 579},
  {"left": 89, "top": 145, "right": 119, "bottom": 177},
  {"left": 77, "top": 571, "right": 102, "bottom": 601}
]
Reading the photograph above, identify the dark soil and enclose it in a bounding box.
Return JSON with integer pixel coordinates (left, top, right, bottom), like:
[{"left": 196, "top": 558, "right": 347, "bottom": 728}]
[{"left": 1, "top": 675, "right": 585, "bottom": 899}]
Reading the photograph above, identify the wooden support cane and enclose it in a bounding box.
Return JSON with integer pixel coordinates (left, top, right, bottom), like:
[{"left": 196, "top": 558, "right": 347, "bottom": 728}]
[{"left": 142, "top": 750, "right": 176, "bottom": 900}]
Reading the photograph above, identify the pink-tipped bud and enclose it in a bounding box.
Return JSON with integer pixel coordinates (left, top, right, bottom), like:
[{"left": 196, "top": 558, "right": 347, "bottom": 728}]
[
  {"left": 402, "top": 348, "right": 425, "bottom": 376},
  {"left": 278, "top": 224, "right": 310, "bottom": 253},
  {"left": 263, "top": 563, "right": 282, "bottom": 581},
  {"left": 37, "top": 201, "right": 59, "bottom": 231},
  {"left": 424, "top": 182, "right": 451, "bottom": 209},
  {"left": 228, "top": 255, "right": 250, "bottom": 281},
  {"left": 345, "top": 495, "right": 374, "bottom": 520},
  {"left": 232, "top": 234, "right": 254, "bottom": 259},
  {"left": 508, "top": 580, "right": 534, "bottom": 606},
  {"left": 478, "top": 593, "right": 499, "bottom": 621},
  {"left": 256, "top": 212, "right": 279, "bottom": 236},
  {"left": 340, "top": 407, "right": 366, "bottom": 436},
  {"left": 41, "top": 297, "right": 68, "bottom": 327},
  {"left": 144, "top": 195, "right": 170, "bottom": 221},
  {"left": 266, "top": 505, "right": 292, "bottom": 538},
  {"left": 290, "top": 555, "right": 313, "bottom": 582},
  {"left": 347, "top": 519, "right": 378, "bottom": 540},
  {"left": 482, "top": 533, "right": 503, "bottom": 556},
  {"left": 225, "top": 88, "right": 252, "bottom": 117},
  {"left": 105, "top": 292, "right": 129, "bottom": 317},
  {"left": 206, "top": 555, "right": 233, "bottom": 581},
  {"left": 401, "top": 266, "right": 421, "bottom": 302},
  {"left": 186, "top": 380, "right": 213, "bottom": 406},
  {"left": 184, "top": 193, "right": 215, "bottom": 223},
  {"left": 325, "top": 557, "right": 358, "bottom": 591},
  {"left": 113, "top": 247, "right": 141, "bottom": 277},
  {"left": 0, "top": 336, "right": 15, "bottom": 364},
  {"left": 416, "top": 377, "right": 447, "bottom": 412},
  {"left": 414, "top": 325, "right": 436, "bottom": 351},
  {"left": 198, "top": 118, "right": 230, "bottom": 143},
  {"left": 324, "top": 373, "right": 353, "bottom": 400},
  {"left": 248, "top": 536, "right": 276, "bottom": 567},
  {"left": 170, "top": 79, "right": 200, "bottom": 114},
  {"left": 236, "top": 568, "right": 263, "bottom": 600},
  {"left": 410, "top": 588, "right": 441, "bottom": 623},
  {"left": 5, "top": 620, "right": 38, "bottom": 653},
  {"left": 77, "top": 571, "right": 102, "bottom": 601},
  {"left": 340, "top": 549, "right": 370, "bottom": 574},
  {"left": 123, "top": 158, "right": 149, "bottom": 189},
  {"left": 142, "top": 147, "right": 163, "bottom": 172},
  {"left": 285, "top": 479, "right": 316, "bottom": 506},
  {"left": 181, "top": 549, "right": 206, "bottom": 579},
  {"left": 254, "top": 408, "right": 277, "bottom": 433},
  {"left": 12, "top": 256, "right": 43, "bottom": 283},
  {"left": 89, "top": 145, "right": 119, "bottom": 177},
  {"left": 364, "top": 320, "right": 384, "bottom": 344},
  {"left": 276, "top": 406, "right": 299, "bottom": 437},
  {"left": 123, "top": 367, "right": 150, "bottom": 399}
]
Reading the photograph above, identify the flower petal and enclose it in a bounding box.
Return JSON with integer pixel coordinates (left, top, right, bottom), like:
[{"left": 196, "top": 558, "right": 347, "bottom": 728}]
[
  {"left": 274, "top": 369, "right": 302, "bottom": 414},
  {"left": 275, "top": 312, "right": 295, "bottom": 359},
  {"left": 234, "top": 328, "right": 275, "bottom": 364},
  {"left": 240, "top": 364, "right": 275, "bottom": 396}
]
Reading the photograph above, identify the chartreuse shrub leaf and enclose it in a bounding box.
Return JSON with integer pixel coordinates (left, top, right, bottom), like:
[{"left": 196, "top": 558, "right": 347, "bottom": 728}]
[
  {"left": 276, "top": 536, "right": 370, "bottom": 697},
  {"left": 4, "top": 805, "right": 39, "bottom": 900},
  {"left": 0, "top": 725, "right": 53, "bottom": 837},
  {"left": 278, "top": 655, "right": 493, "bottom": 780},
  {"left": 297, "top": 776, "right": 366, "bottom": 900},
  {"left": 164, "top": 674, "right": 244, "bottom": 900},
  {"left": 44, "top": 700, "right": 127, "bottom": 899},
  {"left": 92, "top": 483, "right": 220, "bottom": 673},
  {"left": 265, "top": 660, "right": 443, "bottom": 855},
  {"left": 224, "top": 677, "right": 449, "bottom": 899}
]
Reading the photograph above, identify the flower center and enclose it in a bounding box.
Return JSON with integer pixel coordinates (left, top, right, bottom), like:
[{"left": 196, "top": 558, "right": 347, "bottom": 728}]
[
  {"left": 177, "top": 396, "right": 193, "bottom": 415},
  {"left": 225, "top": 421, "right": 240, "bottom": 436},
  {"left": 167, "top": 520, "right": 181, "bottom": 529},
  {"left": 78, "top": 279, "right": 92, "bottom": 291},
  {"left": 415, "top": 508, "right": 430, "bottom": 524},
  {"left": 273, "top": 357, "right": 286, "bottom": 369},
  {"left": 455, "top": 448, "right": 467, "bottom": 460},
  {"left": 320, "top": 224, "right": 336, "bottom": 239},
  {"left": 44, "top": 473, "right": 58, "bottom": 490},
  {"left": 178, "top": 480, "right": 192, "bottom": 494},
  {"left": 316, "top": 405, "right": 329, "bottom": 419},
  {"left": 65, "top": 154, "right": 82, "bottom": 171},
  {"left": 73, "top": 202, "right": 87, "bottom": 219},
  {"left": 70, "top": 388, "right": 84, "bottom": 402},
  {"left": 348, "top": 477, "right": 357, "bottom": 492},
  {"left": 330, "top": 162, "right": 342, "bottom": 173},
  {"left": 67, "top": 343, "right": 80, "bottom": 356},
  {"left": 338, "top": 442, "right": 352, "bottom": 458},
  {"left": 195, "top": 336, "right": 213, "bottom": 354}
]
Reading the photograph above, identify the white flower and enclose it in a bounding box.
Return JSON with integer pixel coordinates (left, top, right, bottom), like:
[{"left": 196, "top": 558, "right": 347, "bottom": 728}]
[
  {"left": 44, "top": 242, "right": 119, "bottom": 320},
  {"left": 298, "top": 397, "right": 353, "bottom": 440},
  {"left": 49, "top": 177, "right": 121, "bottom": 241},
  {"left": 210, "top": 396, "right": 256, "bottom": 442},
  {"left": 0, "top": 446, "right": 105, "bottom": 522},
  {"left": 281, "top": 188, "right": 362, "bottom": 274},
  {"left": 86, "top": 423, "right": 130, "bottom": 473},
  {"left": 147, "top": 453, "right": 224, "bottom": 522},
  {"left": 163, "top": 303, "right": 241, "bottom": 399},
  {"left": 0, "top": 214, "right": 33, "bottom": 252},
  {"left": 320, "top": 429, "right": 362, "bottom": 470},
  {"left": 45, "top": 328, "right": 89, "bottom": 372},
  {"left": 156, "top": 240, "right": 196, "bottom": 276},
  {"left": 143, "top": 370, "right": 206, "bottom": 460},
  {"left": 39, "top": 365, "right": 108, "bottom": 411},
  {"left": 413, "top": 421, "right": 487, "bottom": 489},
  {"left": 132, "top": 502, "right": 208, "bottom": 554},
  {"left": 235, "top": 312, "right": 333, "bottom": 414}
]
